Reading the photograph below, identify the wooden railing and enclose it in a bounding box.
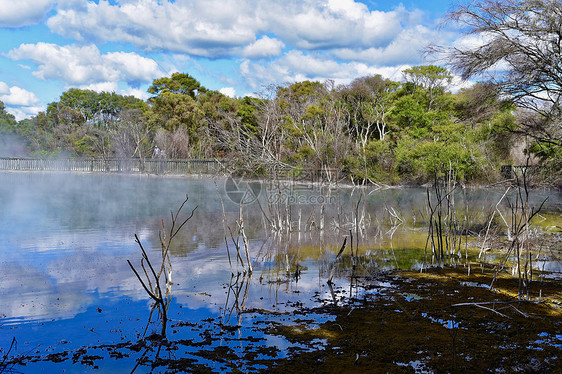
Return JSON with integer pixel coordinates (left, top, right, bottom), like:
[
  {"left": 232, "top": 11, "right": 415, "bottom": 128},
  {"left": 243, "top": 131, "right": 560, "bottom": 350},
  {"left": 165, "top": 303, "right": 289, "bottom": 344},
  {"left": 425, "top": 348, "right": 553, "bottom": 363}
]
[
  {"left": 500, "top": 164, "right": 543, "bottom": 179},
  {"left": 0, "top": 157, "right": 226, "bottom": 175}
]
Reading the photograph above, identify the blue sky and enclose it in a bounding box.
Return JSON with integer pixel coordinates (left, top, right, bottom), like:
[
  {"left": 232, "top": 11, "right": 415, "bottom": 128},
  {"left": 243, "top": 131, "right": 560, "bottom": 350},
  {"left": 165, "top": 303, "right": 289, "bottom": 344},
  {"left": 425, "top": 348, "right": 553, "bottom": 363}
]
[{"left": 0, "top": 0, "right": 464, "bottom": 120}]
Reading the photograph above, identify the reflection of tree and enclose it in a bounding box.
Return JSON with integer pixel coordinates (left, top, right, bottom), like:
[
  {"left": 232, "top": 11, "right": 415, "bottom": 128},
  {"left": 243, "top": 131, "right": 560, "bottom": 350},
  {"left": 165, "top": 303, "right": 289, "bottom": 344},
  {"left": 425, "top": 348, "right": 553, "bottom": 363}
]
[
  {"left": 0, "top": 337, "right": 17, "bottom": 373},
  {"left": 221, "top": 273, "right": 251, "bottom": 327}
]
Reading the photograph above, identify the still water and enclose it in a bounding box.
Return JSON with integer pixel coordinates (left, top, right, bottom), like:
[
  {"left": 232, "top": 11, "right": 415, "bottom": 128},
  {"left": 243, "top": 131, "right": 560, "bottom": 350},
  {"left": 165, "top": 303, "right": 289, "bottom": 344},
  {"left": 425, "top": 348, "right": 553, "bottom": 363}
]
[{"left": 0, "top": 171, "right": 559, "bottom": 372}]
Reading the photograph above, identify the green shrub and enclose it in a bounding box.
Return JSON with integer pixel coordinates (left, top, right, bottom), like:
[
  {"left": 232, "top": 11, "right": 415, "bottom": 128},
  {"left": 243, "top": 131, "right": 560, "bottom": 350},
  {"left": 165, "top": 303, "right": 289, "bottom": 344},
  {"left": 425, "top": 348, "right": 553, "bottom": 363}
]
[{"left": 396, "top": 139, "right": 483, "bottom": 181}]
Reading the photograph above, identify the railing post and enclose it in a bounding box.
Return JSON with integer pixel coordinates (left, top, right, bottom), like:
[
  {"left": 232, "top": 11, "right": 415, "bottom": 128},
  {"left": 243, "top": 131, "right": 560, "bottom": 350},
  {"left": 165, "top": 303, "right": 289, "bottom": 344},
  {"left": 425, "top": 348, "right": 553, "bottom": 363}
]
[{"left": 501, "top": 165, "right": 513, "bottom": 179}]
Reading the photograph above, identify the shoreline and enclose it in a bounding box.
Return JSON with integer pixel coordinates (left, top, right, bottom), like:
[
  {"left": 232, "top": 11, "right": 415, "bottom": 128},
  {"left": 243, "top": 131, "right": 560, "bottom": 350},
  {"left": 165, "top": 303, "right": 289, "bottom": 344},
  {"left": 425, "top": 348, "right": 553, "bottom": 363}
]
[{"left": 2, "top": 168, "right": 560, "bottom": 193}]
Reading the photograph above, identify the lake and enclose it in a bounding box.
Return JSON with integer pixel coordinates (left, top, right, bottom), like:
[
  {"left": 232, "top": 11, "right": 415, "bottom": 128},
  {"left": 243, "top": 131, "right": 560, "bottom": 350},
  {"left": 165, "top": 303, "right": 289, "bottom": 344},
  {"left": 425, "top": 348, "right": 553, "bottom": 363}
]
[{"left": 0, "top": 171, "right": 560, "bottom": 372}]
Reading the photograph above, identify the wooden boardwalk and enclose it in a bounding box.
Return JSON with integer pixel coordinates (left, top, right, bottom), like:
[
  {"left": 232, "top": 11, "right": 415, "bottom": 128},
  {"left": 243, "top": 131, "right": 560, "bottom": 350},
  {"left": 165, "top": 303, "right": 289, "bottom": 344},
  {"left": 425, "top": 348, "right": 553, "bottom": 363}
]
[
  {"left": 0, "top": 157, "right": 225, "bottom": 175},
  {"left": 500, "top": 164, "right": 543, "bottom": 179}
]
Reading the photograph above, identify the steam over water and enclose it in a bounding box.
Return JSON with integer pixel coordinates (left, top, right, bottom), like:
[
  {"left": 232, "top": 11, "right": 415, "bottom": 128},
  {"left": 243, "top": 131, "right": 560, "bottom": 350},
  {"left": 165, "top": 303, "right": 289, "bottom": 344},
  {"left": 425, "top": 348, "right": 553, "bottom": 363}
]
[{"left": 0, "top": 171, "right": 559, "bottom": 370}]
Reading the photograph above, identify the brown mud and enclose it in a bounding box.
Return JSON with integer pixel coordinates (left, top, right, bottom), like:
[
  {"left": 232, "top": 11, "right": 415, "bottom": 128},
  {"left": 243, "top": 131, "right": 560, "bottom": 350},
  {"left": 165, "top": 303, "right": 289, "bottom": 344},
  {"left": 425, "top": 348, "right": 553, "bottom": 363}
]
[{"left": 266, "top": 266, "right": 562, "bottom": 373}]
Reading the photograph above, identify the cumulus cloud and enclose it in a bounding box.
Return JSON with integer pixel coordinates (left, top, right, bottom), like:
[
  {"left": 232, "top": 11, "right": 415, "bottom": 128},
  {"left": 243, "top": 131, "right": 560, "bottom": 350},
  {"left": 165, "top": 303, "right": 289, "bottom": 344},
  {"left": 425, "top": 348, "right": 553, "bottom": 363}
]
[
  {"left": 7, "top": 43, "right": 164, "bottom": 86},
  {"left": 0, "top": 0, "right": 54, "bottom": 27},
  {"left": 219, "top": 87, "right": 236, "bottom": 97},
  {"left": 36, "top": 0, "right": 452, "bottom": 95},
  {"left": 265, "top": 1, "right": 404, "bottom": 50},
  {"left": 450, "top": 75, "right": 474, "bottom": 93},
  {"left": 6, "top": 106, "right": 45, "bottom": 121},
  {"left": 0, "top": 81, "right": 42, "bottom": 120},
  {"left": 331, "top": 25, "right": 440, "bottom": 66},
  {"left": 242, "top": 36, "right": 285, "bottom": 59},
  {"left": 240, "top": 51, "right": 410, "bottom": 90},
  {"left": 121, "top": 87, "right": 151, "bottom": 101},
  {"left": 47, "top": 0, "right": 257, "bottom": 58},
  {"left": 77, "top": 82, "right": 151, "bottom": 102},
  {"left": 79, "top": 81, "right": 119, "bottom": 93},
  {"left": 45, "top": 0, "right": 432, "bottom": 58},
  {"left": 0, "top": 86, "right": 40, "bottom": 107},
  {"left": 0, "top": 0, "right": 461, "bottom": 118}
]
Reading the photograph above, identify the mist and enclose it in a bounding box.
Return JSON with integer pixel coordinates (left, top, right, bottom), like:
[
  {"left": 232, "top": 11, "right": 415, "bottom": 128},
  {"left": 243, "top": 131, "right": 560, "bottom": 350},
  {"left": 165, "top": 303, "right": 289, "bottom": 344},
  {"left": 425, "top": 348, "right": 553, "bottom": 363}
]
[{"left": 0, "top": 133, "right": 29, "bottom": 157}]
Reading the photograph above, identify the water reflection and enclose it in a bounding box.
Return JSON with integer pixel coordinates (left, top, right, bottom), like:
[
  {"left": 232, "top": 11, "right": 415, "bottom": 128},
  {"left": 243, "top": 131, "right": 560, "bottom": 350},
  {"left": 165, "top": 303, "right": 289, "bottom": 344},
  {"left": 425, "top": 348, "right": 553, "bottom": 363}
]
[{"left": 0, "top": 171, "right": 560, "bottom": 370}]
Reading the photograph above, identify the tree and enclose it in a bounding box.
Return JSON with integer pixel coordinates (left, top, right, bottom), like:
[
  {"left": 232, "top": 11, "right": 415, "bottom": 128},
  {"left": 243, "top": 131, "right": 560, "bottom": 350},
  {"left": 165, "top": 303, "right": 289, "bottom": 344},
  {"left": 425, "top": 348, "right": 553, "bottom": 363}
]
[
  {"left": 148, "top": 73, "right": 205, "bottom": 99},
  {"left": 341, "top": 75, "right": 398, "bottom": 143},
  {"left": 112, "top": 109, "right": 153, "bottom": 159},
  {"left": 431, "top": 0, "right": 562, "bottom": 148},
  {"left": 0, "top": 101, "right": 16, "bottom": 134},
  {"left": 277, "top": 80, "right": 349, "bottom": 172},
  {"left": 147, "top": 73, "right": 208, "bottom": 156},
  {"left": 402, "top": 65, "right": 452, "bottom": 111}
]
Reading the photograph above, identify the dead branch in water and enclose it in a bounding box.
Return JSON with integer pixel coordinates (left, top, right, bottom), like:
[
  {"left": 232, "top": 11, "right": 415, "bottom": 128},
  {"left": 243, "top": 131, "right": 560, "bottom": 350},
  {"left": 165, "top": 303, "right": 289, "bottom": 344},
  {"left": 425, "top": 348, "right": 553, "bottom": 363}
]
[
  {"left": 328, "top": 236, "right": 348, "bottom": 285},
  {"left": 127, "top": 195, "right": 197, "bottom": 338},
  {"left": 490, "top": 162, "right": 547, "bottom": 300},
  {"left": 215, "top": 182, "right": 253, "bottom": 275}
]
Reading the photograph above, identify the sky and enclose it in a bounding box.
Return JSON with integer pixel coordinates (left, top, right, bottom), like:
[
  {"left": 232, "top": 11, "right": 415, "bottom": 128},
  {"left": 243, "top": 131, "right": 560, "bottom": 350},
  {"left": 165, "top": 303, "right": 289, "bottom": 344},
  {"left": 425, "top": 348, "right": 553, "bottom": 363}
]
[{"left": 0, "top": 0, "right": 464, "bottom": 121}]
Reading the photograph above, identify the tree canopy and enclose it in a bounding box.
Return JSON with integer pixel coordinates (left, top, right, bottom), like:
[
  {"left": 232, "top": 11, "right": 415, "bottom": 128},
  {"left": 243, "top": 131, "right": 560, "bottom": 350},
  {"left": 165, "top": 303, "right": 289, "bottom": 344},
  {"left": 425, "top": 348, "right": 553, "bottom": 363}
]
[
  {"left": 431, "top": 0, "right": 562, "bottom": 151},
  {"left": 6, "top": 65, "right": 557, "bottom": 185}
]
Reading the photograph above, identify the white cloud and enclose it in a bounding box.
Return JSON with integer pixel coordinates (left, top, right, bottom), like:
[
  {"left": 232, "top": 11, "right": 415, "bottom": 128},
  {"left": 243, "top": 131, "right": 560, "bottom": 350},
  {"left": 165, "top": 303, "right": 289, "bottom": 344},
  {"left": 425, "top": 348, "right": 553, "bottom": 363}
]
[
  {"left": 79, "top": 81, "right": 119, "bottom": 93},
  {"left": 0, "top": 81, "right": 44, "bottom": 121},
  {"left": 0, "top": 82, "right": 40, "bottom": 107},
  {"left": 242, "top": 36, "right": 285, "bottom": 59},
  {"left": 7, "top": 43, "right": 163, "bottom": 86},
  {"left": 453, "top": 33, "right": 490, "bottom": 50},
  {"left": 219, "top": 87, "right": 236, "bottom": 97},
  {"left": 240, "top": 51, "right": 410, "bottom": 90},
  {"left": 76, "top": 82, "right": 151, "bottom": 103},
  {"left": 104, "top": 52, "right": 162, "bottom": 85},
  {"left": 7, "top": 106, "right": 45, "bottom": 121},
  {"left": 450, "top": 75, "right": 474, "bottom": 93},
  {"left": 36, "top": 0, "right": 451, "bottom": 97},
  {"left": 47, "top": 0, "right": 257, "bottom": 58},
  {"left": 266, "top": 1, "right": 404, "bottom": 50},
  {"left": 327, "top": 0, "right": 367, "bottom": 20},
  {"left": 45, "top": 0, "right": 433, "bottom": 58},
  {"left": 331, "top": 25, "right": 440, "bottom": 66},
  {"left": 121, "top": 87, "right": 151, "bottom": 101},
  {"left": 0, "top": 0, "right": 54, "bottom": 27}
]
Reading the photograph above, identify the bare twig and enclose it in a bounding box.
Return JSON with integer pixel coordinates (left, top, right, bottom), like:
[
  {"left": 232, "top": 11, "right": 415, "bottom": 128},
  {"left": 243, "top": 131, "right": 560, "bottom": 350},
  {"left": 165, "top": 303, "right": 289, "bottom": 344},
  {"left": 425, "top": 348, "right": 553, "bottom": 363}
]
[{"left": 127, "top": 195, "right": 196, "bottom": 338}]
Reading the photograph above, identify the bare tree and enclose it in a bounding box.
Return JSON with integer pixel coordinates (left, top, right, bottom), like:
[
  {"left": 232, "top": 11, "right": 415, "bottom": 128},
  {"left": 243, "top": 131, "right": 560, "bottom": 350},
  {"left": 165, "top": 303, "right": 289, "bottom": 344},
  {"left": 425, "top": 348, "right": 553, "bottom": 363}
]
[
  {"left": 255, "top": 86, "right": 289, "bottom": 165},
  {"left": 429, "top": 0, "right": 562, "bottom": 146},
  {"left": 341, "top": 75, "right": 397, "bottom": 145},
  {"left": 211, "top": 112, "right": 293, "bottom": 176},
  {"left": 112, "top": 109, "right": 153, "bottom": 159},
  {"left": 153, "top": 126, "right": 192, "bottom": 159}
]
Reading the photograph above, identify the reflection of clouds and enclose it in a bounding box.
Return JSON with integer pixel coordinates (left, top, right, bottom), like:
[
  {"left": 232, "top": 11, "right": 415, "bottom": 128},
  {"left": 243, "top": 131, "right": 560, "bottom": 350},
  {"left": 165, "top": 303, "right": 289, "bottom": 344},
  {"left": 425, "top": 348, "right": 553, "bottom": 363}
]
[
  {"left": 3, "top": 172, "right": 560, "bottom": 329},
  {"left": 47, "top": 250, "right": 137, "bottom": 294},
  {"left": 534, "top": 260, "right": 562, "bottom": 273},
  {"left": 0, "top": 262, "right": 91, "bottom": 322},
  {"left": 0, "top": 230, "right": 154, "bottom": 321},
  {"left": 2, "top": 226, "right": 144, "bottom": 262}
]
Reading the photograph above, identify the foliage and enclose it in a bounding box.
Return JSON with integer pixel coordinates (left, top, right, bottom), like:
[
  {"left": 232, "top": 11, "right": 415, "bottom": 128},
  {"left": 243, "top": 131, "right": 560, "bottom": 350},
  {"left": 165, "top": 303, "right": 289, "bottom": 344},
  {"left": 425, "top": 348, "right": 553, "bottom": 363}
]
[
  {"left": 148, "top": 73, "right": 205, "bottom": 99},
  {"left": 0, "top": 102, "right": 16, "bottom": 134},
  {"left": 432, "top": 0, "right": 562, "bottom": 161},
  {"left": 8, "top": 64, "right": 556, "bottom": 185}
]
